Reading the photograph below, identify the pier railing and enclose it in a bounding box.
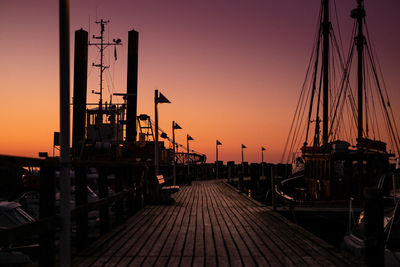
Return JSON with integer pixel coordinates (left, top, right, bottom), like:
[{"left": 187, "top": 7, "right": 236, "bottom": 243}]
[{"left": 0, "top": 155, "right": 149, "bottom": 266}]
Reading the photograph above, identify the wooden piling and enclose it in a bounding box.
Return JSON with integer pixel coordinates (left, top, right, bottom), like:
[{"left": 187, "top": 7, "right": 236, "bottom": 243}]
[{"left": 39, "top": 163, "right": 56, "bottom": 267}]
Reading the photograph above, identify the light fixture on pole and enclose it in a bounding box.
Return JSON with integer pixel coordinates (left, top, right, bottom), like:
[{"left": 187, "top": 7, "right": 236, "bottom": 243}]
[
  {"left": 187, "top": 134, "right": 194, "bottom": 178},
  {"left": 241, "top": 144, "right": 247, "bottom": 163},
  {"left": 172, "top": 121, "right": 182, "bottom": 185},
  {"left": 154, "top": 89, "right": 170, "bottom": 175},
  {"left": 261, "top": 146, "right": 266, "bottom": 177},
  {"left": 216, "top": 140, "right": 222, "bottom": 179}
]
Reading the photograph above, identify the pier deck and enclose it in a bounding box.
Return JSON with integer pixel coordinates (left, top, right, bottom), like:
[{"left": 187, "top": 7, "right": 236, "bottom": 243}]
[{"left": 73, "top": 180, "right": 359, "bottom": 266}]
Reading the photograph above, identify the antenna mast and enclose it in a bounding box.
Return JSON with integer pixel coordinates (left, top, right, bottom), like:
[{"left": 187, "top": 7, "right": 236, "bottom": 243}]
[{"left": 89, "top": 19, "right": 122, "bottom": 119}]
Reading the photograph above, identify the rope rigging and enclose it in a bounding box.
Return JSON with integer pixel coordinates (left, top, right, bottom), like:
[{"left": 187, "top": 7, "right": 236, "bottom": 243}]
[{"left": 281, "top": 0, "right": 400, "bottom": 164}]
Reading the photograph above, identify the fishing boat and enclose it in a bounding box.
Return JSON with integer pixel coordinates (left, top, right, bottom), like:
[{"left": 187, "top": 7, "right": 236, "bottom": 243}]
[
  {"left": 70, "top": 20, "right": 206, "bottom": 166},
  {"left": 279, "top": 0, "right": 400, "bottom": 207}
]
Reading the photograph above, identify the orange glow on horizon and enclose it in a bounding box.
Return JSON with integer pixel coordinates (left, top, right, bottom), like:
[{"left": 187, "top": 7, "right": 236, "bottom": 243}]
[{"left": 1, "top": 1, "right": 400, "bottom": 164}]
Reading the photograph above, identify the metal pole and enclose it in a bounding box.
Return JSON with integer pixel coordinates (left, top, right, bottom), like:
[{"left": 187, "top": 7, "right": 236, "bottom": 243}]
[
  {"left": 154, "top": 90, "right": 159, "bottom": 175},
  {"left": 173, "top": 121, "right": 176, "bottom": 185},
  {"left": 261, "top": 148, "right": 264, "bottom": 177},
  {"left": 216, "top": 142, "right": 218, "bottom": 179},
  {"left": 59, "top": 0, "right": 71, "bottom": 265},
  {"left": 187, "top": 136, "right": 190, "bottom": 178},
  {"left": 241, "top": 146, "right": 244, "bottom": 177}
]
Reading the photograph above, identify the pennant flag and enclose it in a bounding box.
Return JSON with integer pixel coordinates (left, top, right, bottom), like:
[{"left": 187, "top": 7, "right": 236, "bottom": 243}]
[
  {"left": 262, "top": 147, "right": 266, "bottom": 151},
  {"left": 216, "top": 140, "right": 222, "bottom": 145},
  {"left": 157, "top": 92, "right": 170, "bottom": 104},
  {"left": 187, "top": 135, "right": 194, "bottom": 141},
  {"left": 173, "top": 122, "right": 182, "bottom": 129},
  {"left": 242, "top": 144, "right": 247, "bottom": 149}
]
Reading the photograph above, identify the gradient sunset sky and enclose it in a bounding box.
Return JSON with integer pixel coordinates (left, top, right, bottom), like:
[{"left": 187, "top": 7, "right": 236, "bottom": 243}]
[{"left": 1, "top": 0, "right": 399, "bottom": 163}]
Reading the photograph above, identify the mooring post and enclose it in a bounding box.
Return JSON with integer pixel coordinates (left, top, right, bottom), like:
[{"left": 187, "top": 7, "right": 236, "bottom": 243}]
[
  {"left": 39, "top": 163, "right": 55, "bottom": 267},
  {"left": 271, "top": 165, "right": 276, "bottom": 211},
  {"left": 364, "top": 187, "right": 384, "bottom": 266}
]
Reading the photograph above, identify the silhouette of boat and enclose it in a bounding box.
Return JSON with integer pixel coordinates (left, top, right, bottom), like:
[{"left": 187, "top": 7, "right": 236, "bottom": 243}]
[{"left": 279, "top": 0, "right": 400, "bottom": 209}]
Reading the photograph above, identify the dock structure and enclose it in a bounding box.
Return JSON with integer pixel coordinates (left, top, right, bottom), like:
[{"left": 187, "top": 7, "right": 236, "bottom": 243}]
[{"left": 73, "top": 180, "right": 359, "bottom": 266}]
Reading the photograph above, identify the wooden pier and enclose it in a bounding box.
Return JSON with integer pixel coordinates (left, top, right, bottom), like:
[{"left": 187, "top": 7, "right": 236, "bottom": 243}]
[{"left": 73, "top": 180, "right": 359, "bottom": 266}]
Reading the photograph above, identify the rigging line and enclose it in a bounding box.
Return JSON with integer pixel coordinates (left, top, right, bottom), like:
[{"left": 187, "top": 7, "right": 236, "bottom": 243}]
[
  {"left": 363, "top": 51, "right": 369, "bottom": 138},
  {"left": 366, "top": 65, "right": 378, "bottom": 140},
  {"left": 282, "top": 26, "right": 321, "bottom": 160},
  {"left": 281, "top": 40, "right": 317, "bottom": 163},
  {"left": 287, "top": 74, "right": 315, "bottom": 163},
  {"left": 328, "top": 24, "right": 356, "bottom": 138},
  {"left": 305, "top": 26, "right": 322, "bottom": 144},
  {"left": 312, "top": 61, "right": 324, "bottom": 147},
  {"left": 370, "top": 84, "right": 381, "bottom": 140},
  {"left": 332, "top": 0, "right": 345, "bottom": 58},
  {"left": 365, "top": 22, "right": 400, "bottom": 155},
  {"left": 365, "top": 43, "right": 400, "bottom": 156},
  {"left": 281, "top": 2, "right": 323, "bottom": 162},
  {"left": 329, "top": 51, "right": 352, "bottom": 138},
  {"left": 88, "top": 52, "right": 101, "bottom": 77}
]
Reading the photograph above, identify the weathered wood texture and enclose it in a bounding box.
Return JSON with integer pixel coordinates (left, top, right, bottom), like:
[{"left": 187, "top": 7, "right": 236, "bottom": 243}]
[{"left": 73, "top": 180, "right": 360, "bottom": 266}]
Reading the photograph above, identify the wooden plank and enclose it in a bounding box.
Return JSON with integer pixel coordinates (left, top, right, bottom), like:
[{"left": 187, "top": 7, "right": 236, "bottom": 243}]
[
  {"left": 207, "top": 182, "right": 242, "bottom": 266},
  {"left": 166, "top": 256, "right": 181, "bottom": 267},
  {"left": 215, "top": 183, "right": 306, "bottom": 266},
  {"left": 215, "top": 183, "right": 310, "bottom": 266},
  {"left": 210, "top": 185, "right": 278, "bottom": 266},
  {"left": 202, "top": 183, "right": 216, "bottom": 259},
  {"left": 219, "top": 181, "right": 358, "bottom": 266},
  {"left": 158, "top": 184, "right": 193, "bottom": 260},
  {"left": 181, "top": 184, "right": 198, "bottom": 257},
  {"left": 107, "top": 184, "right": 188, "bottom": 263},
  {"left": 73, "top": 180, "right": 361, "bottom": 267},
  {"left": 142, "top": 184, "right": 191, "bottom": 258},
  {"left": 194, "top": 183, "right": 204, "bottom": 259}
]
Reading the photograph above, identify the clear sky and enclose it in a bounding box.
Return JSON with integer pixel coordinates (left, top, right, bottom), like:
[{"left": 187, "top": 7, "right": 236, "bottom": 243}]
[{"left": 1, "top": 0, "right": 399, "bottom": 163}]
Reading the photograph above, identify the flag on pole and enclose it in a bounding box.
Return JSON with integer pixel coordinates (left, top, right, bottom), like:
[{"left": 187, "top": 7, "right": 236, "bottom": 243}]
[
  {"left": 173, "top": 122, "right": 182, "bottom": 129},
  {"left": 262, "top": 147, "right": 266, "bottom": 151},
  {"left": 242, "top": 144, "right": 247, "bottom": 149},
  {"left": 157, "top": 92, "right": 171, "bottom": 104},
  {"left": 187, "top": 135, "right": 194, "bottom": 141},
  {"left": 216, "top": 140, "right": 222, "bottom": 145}
]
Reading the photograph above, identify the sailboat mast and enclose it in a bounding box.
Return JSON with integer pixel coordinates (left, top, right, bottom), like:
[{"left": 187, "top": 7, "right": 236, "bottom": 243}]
[
  {"left": 322, "top": 0, "right": 330, "bottom": 146},
  {"left": 352, "top": 0, "right": 365, "bottom": 144}
]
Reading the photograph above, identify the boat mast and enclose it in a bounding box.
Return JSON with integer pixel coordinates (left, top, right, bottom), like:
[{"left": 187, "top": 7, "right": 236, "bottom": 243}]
[
  {"left": 351, "top": 0, "right": 365, "bottom": 145},
  {"left": 89, "top": 19, "right": 121, "bottom": 124},
  {"left": 322, "top": 0, "right": 330, "bottom": 147}
]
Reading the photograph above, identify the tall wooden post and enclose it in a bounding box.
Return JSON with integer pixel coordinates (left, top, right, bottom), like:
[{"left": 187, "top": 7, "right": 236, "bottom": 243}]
[
  {"left": 59, "top": 0, "right": 71, "bottom": 265},
  {"left": 364, "top": 187, "right": 384, "bottom": 266},
  {"left": 72, "top": 29, "right": 88, "bottom": 158},
  {"left": 126, "top": 30, "right": 139, "bottom": 142},
  {"left": 39, "top": 164, "right": 55, "bottom": 266}
]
